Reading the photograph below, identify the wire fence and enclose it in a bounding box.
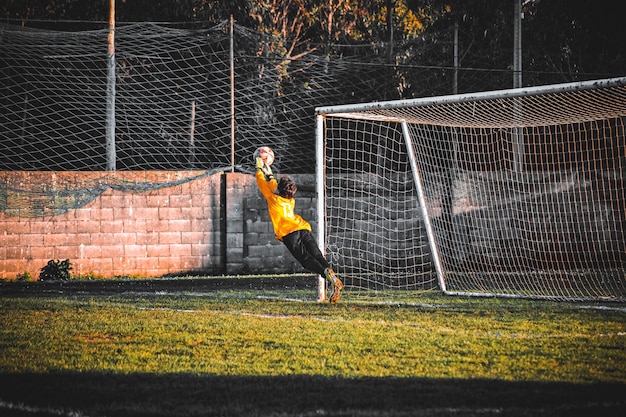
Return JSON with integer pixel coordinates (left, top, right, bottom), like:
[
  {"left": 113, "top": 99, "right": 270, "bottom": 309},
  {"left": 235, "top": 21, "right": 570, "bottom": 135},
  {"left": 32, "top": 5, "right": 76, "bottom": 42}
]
[{"left": 0, "top": 19, "right": 588, "bottom": 174}]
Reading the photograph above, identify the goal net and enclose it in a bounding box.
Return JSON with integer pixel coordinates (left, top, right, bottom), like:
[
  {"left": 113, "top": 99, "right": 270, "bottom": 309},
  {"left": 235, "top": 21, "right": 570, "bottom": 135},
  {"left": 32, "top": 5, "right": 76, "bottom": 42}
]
[{"left": 316, "top": 77, "right": 626, "bottom": 301}]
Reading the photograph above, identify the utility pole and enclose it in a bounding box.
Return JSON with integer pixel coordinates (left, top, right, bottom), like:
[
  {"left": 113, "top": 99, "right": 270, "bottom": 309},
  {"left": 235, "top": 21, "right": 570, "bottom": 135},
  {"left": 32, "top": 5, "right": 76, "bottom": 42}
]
[
  {"left": 513, "top": 0, "right": 524, "bottom": 172},
  {"left": 513, "top": 0, "right": 522, "bottom": 88},
  {"left": 453, "top": 19, "right": 459, "bottom": 94},
  {"left": 387, "top": 0, "right": 394, "bottom": 65},
  {"left": 106, "top": 0, "right": 116, "bottom": 171}
]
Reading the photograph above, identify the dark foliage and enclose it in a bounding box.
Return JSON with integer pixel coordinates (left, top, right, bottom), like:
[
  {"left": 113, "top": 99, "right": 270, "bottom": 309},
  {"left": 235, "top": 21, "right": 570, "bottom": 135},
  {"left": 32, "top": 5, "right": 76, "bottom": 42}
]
[{"left": 39, "top": 259, "right": 73, "bottom": 281}]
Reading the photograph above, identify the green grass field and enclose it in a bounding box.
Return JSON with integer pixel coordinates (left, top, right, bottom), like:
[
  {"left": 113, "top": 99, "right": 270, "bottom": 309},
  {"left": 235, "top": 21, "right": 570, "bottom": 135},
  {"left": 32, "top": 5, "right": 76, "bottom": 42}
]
[{"left": 1, "top": 276, "right": 625, "bottom": 416}]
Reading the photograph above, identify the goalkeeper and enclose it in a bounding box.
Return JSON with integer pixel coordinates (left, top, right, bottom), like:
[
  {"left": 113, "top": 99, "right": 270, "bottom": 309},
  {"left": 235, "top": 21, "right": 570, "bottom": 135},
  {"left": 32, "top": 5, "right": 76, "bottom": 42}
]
[{"left": 255, "top": 157, "right": 343, "bottom": 304}]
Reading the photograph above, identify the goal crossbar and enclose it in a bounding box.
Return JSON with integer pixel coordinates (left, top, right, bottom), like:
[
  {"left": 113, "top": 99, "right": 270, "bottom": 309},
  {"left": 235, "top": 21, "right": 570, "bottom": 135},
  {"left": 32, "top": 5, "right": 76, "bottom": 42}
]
[{"left": 316, "top": 76, "right": 626, "bottom": 127}]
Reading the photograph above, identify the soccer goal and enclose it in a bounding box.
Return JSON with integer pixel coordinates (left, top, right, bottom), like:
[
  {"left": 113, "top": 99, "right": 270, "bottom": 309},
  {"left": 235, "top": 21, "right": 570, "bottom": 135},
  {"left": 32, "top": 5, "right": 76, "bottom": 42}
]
[{"left": 316, "top": 77, "right": 626, "bottom": 301}]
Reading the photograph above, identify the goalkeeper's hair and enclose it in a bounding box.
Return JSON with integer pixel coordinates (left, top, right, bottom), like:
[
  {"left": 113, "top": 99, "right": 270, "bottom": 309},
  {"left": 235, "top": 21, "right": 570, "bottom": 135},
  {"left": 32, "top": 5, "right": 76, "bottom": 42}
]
[{"left": 277, "top": 177, "right": 297, "bottom": 199}]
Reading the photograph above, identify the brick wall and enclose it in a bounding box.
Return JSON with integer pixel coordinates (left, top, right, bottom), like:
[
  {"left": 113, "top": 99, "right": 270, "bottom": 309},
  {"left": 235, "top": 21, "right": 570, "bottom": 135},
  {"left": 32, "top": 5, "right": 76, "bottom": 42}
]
[
  {"left": 5, "top": 170, "right": 617, "bottom": 282},
  {"left": 0, "top": 171, "right": 317, "bottom": 280}
]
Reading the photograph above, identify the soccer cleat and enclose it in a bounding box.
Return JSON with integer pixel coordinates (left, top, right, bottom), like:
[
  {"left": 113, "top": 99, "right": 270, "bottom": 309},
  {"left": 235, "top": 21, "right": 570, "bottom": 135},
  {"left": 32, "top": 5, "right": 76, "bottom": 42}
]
[
  {"left": 329, "top": 285, "right": 342, "bottom": 304},
  {"left": 324, "top": 268, "right": 342, "bottom": 287},
  {"left": 324, "top": 268, "right": 343, "bottom": 304}
]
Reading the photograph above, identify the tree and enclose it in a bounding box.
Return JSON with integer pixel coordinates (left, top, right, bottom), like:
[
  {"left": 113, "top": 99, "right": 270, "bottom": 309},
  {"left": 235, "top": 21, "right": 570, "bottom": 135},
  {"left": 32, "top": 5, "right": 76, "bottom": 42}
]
[
  {"left": 3, "top": 0, "right": 622, "bottom": 95},
  {"left": 249, "top": 0, "right": 316, "bottom": 60},
  {"left": 1, "top": 0, "right": 107, "bottom": 26},
  {"left": 1, "top": 0, "right": 253, "bottom": 26},
  {"left": 407, "top": 0, "right": 626, "bottom": 93},
  {"left": 522, "top": 0, "right": 626, "bottom": 82}
]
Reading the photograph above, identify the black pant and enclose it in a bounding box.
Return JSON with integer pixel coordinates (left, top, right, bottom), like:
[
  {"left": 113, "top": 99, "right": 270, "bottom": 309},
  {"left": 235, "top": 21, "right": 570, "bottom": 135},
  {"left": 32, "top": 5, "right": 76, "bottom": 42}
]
[{"left": 282, "top": 229, "right": 329, "bottom": 276}]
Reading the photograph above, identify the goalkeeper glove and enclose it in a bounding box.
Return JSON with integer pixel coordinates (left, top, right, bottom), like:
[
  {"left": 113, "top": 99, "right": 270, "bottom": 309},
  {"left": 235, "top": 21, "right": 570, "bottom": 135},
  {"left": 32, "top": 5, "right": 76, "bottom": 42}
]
[{"left": 255, "top": 157, "right": 274, "bottom": 181}]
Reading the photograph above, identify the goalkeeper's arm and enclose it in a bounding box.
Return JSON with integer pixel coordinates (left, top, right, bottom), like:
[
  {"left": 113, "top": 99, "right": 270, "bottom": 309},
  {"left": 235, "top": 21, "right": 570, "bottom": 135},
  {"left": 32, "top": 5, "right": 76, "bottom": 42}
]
[
  {"left": 255, "top": 157, "right": 278, "bottom": 199},
  {"left": 255, "top": 157, "right": 275, "bottom": 182}
]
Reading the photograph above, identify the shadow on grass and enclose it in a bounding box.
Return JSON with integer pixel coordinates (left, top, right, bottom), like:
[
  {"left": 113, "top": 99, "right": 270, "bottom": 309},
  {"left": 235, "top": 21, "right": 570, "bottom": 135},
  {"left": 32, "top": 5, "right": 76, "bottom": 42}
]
[
  {"left": 0, "top": 372, "right": 624, "bottom": 417},
  {"left": 0, "top": 275, "right": 317, "bottom": 297}
]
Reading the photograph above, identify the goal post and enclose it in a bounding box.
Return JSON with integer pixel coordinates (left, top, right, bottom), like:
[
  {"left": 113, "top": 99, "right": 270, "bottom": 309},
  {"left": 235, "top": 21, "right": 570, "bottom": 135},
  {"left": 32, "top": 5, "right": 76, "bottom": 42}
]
[
  {"left": 402, "top": 121, "right": 447, "bottom": 293},
  {"left": 315, "top": 114, "right": 327, "bottom": 302},
  {"left": 316, "top": 77, "right": 626, "bottom": 301}
]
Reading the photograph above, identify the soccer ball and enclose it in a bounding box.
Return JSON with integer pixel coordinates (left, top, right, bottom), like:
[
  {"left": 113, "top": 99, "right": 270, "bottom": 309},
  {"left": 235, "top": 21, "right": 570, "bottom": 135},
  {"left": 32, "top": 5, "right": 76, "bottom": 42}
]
[{"left": 253, "top": 146, "right": 275, "bottom": 166}]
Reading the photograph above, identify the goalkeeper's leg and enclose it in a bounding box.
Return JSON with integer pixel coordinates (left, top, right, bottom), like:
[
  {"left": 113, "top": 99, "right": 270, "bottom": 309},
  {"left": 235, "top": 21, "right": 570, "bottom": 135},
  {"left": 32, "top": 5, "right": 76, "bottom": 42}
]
[
  {"left": 296, "top": 232, "right": 343, "bottom": 301},
  {"left": 282, "top": 230, "right": 327, "bottom": 274},
  {"left": 282, "top": 230, "right": 343, "bottom": 303}
]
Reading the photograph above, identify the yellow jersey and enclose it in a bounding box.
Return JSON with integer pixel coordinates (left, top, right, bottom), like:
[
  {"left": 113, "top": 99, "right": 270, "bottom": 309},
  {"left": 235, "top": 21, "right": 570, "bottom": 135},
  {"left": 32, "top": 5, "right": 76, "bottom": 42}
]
[{"left": 256, "top": 170, "right": 312, "bottom": 241}]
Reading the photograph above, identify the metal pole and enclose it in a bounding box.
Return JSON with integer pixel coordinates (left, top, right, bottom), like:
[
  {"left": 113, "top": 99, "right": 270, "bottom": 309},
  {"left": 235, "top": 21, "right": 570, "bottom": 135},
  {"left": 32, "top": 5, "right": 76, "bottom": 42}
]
[
  {"left": 453, "top": 20, "right": 459, "bottom": 95},
  {"left": 315, "top": 114, "right": 326, "bottom": 302},
  {"left": 190, "top": 100, "right": 196, "bottom": 168},
  {"left": 513, "top": 0, "right": 523, "bottom": 171},
  {"left": 106, "top": 0, "right": 116, "bottom": 171},
  {"left": 513, "top": 0, "right": 522, "bottom": 88},
  {"left": 315, "top": 77, "right": 626, "bottom": 118},
  {"left": 387, "top": 0, "right": 394, "bottom": 65},
  {"left": 230, "top": 14, "right": 235, "bottom": 173}
]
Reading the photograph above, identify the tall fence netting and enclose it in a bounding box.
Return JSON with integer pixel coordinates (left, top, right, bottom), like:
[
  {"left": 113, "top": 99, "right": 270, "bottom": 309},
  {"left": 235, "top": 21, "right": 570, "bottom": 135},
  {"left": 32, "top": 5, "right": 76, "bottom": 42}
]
[{"left": 0, "top": 21, "right": 406, "bottom": 173}]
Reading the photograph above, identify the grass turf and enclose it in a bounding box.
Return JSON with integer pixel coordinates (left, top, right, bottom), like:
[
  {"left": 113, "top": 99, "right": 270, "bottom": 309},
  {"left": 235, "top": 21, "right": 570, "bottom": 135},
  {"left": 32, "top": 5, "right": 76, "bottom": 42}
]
[{"left": 1, "top": 276, "right": 625, "bottom": 416}]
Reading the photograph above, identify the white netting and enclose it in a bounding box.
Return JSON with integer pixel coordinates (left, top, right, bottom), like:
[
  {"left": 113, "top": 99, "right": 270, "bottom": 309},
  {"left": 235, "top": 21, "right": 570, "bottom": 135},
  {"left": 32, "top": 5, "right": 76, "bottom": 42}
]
[
  {"left": 319, "top": 78, "right": 626, "bottom": 301},
  {"left": 0, "top": 22, "right": 234, "bottom": 171},
  {"left": 0, "top": 21, "right": 406, "bottom": 173},
  {"left": 323, "top": 119, "right": 438, "bottom": 291}
]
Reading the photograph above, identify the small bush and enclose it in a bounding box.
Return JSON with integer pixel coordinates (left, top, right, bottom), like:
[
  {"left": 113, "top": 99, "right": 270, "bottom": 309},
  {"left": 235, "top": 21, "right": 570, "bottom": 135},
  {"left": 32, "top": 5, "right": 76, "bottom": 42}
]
[
  {"left": 39, "top": 259, "right": 73, "bottom": 281},
  {"left": 16, "top": 271, "right": 32, "bottom": 282}
]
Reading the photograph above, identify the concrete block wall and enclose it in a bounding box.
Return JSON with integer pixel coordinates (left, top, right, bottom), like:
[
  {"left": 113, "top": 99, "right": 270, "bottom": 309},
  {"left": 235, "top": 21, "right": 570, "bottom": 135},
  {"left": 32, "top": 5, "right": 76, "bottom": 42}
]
[
  {"left": 0, "top": 171, "right": 316, "bottom": 280},
  {"left": 2, "top": 169, "right": 619, "bottom": 282}
]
